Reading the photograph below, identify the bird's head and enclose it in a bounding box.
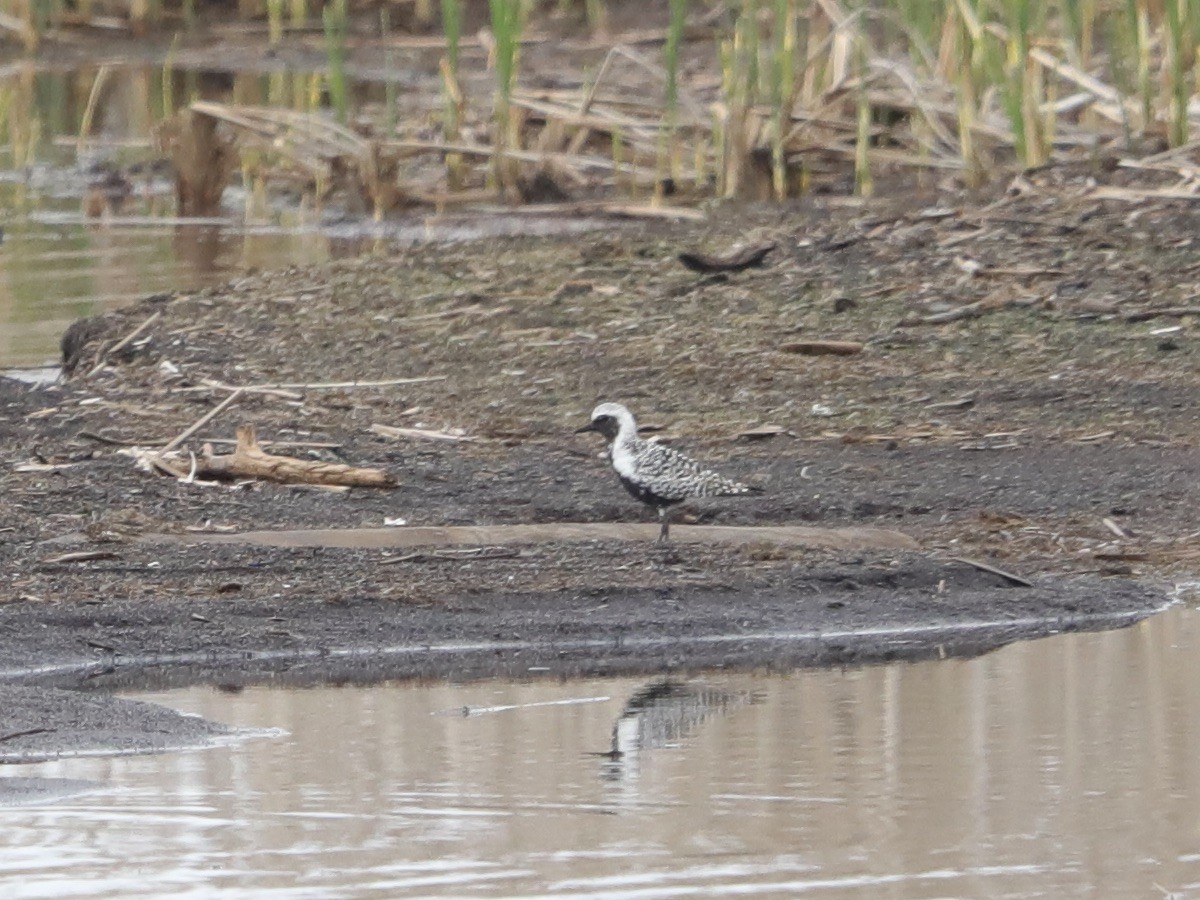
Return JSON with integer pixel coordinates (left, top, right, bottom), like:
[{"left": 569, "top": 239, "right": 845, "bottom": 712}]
[{"left": 575, "top": 402, "right": 635, "bottom": 442}]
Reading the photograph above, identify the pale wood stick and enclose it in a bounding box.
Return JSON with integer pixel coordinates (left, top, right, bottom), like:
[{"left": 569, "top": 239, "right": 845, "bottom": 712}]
[
  {"left": 173, "top": 375, "right": 447, "bottom": 394},
  {"left": 244, "top": 375, "right": 447, "bottom": 391},
  {"left": 85, "top": 310, "right": 162, "bottom": 378},
  {"left": 202, "top": 438, "right": 342, "bottom": 450},
  {"left": 383, "top": 138, "right": 662, "bottom": 179},
  {"left": 162, "top": 388, "right": 243, "bottom": 453},
  {"left": 565, "top": 46, "right": 621, "bottom": 156},
  {"left": 949, "top": 556, "right": 1033, "bottom": 588}
]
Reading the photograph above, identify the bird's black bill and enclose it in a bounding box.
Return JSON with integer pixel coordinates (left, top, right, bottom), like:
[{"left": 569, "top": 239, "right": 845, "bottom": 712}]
[{"left": 574, "top": 422, "right": 598, "bottom": 434}]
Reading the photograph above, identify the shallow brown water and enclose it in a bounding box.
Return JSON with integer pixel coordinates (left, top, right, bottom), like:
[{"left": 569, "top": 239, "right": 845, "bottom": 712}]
[
  {"left": 0, "top": 61, "right": 331, "bottom": 366},
  {"left": 0, "top": 208, "right": 350, "bottom": 368},
  {"left": 0, "top": 62, "right": 600, "bottom": 369},
  {"left": 4, "top": 601, "right": 1200, "bottom": 898},
  {"left": 0, "top": 197, "right": 599, "bottom": 369}
]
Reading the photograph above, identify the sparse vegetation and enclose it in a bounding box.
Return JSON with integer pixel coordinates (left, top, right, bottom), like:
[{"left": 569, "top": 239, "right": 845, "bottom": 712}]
[{"left": 2, "top": 0, "right": 1200, "bottom": 218}]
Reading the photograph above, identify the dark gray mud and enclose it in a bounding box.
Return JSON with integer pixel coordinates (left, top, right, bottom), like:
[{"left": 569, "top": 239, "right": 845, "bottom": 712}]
[
  {"left": 0, "top": 684, "right": 244, "bottom": 764},
  {"left": 2, "top": 180, "right": 1195, "bottom": 758},
  {"left": 0, "top": 549, "right": 1168, "bottom": 688}
]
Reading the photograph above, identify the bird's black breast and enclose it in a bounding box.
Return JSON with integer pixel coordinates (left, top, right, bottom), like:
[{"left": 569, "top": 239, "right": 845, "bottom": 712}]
[{"left": 618, "top": 475, "right": 680, "bottom": 510}]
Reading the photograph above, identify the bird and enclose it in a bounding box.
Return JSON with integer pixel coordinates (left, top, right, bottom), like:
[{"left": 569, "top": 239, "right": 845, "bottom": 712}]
[{"left": 575, "top": 402, "right": 758, "bottom": 542}]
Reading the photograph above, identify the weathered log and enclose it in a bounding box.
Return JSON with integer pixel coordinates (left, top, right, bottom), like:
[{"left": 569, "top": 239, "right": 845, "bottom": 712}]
[{"left": 197, "top": 426, "right": 394, "bottom": 488}]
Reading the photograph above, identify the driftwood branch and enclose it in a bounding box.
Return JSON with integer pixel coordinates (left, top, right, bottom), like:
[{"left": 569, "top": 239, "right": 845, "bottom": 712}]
[
  {"left": 162, "top": 388, "right": 244, "bottom": 453},
  {"left": 196, "top": 426, "right": 395, "bottom": 487},
  {"left": 172, "top": 375, "right": 448, "bottom": 396},
  {"left": 949, "top": 556, "right": 1033, "bottom": 588},
  {"left": 370, "top": 422, "right": 477, "bottom": 443}
]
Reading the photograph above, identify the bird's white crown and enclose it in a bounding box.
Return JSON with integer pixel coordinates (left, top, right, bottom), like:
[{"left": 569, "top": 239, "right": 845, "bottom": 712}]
[{"left": 589, "top": 402, "right": 636, "bottom": 429}]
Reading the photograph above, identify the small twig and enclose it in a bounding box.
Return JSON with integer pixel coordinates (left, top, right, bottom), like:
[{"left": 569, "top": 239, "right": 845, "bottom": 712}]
[
  {"left": 925, "top": 396, "right": 976, "bottom": 411},
  {"left": 13, "top": 461, "right": 87, "bottom": 473},
  {"left": 0, "top": 727, "right": 52, "bottom": 744},
  {"left": 172, "top": 379, "right": 302, "bottom": 400},
  {"left": 78, "top": 430, "right": 140, "bottom": 446},
  {"left": 1073, "top": 430, "right": 1116, "bottom": 443},
  {"left": 949, "top": 556, "right": 1033, "bottom": 588},
  {"left": 898, "top": 302, "right": 983, "bottom": 326},
  {"left": 1101, "top": 517, "right": 1129, "bottom": 539},
  {"left": 1123, "top": 306, "right": 1200, "bottom": 323},
  {"left": 179, "top": 375, "right": 446, "bottom": 393},
  {"left": 162, "top": 388, "right": 244, "bottom": 453},
  {"left": 1090, "top": 185, "right": 1200, "bottom": 203},
  {"left": 370, "top": 423, "right": 477, "bottom": 443},
  {"left": 40, "top": 550, "right": 121, "bottom": 565},
  {"left": 201, "top": 437, "right": 343, "bottom": 450},
  {"left": 978, "top": 266, "right": 1065, "bottom": 278},
  {"left": 84, "top": 310, "right": 161, "bottom": 378},
  {"left": 380, "top": 547, "right": 521, "bottom": 565}
]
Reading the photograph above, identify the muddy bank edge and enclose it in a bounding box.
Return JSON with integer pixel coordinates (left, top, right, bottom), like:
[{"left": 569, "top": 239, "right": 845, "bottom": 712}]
[{"left": 0, "top": 556, "right": 1170, "bottom": 691}]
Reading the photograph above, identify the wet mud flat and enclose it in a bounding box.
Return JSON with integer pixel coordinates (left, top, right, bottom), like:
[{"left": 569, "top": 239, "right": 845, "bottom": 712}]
[
  {"left": 0, "top": 685, "right": 243, "bottom": 766},
  {"left": 0, "top": 547, "right": 1167, "bottom": 761},
  {"left": 3, "top": 172, "right": 1200, "bottom": 751}
]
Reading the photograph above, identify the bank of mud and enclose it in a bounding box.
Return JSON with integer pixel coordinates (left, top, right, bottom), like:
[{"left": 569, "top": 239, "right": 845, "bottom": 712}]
[{"left": 3, "top": 172, "right": 1199, "bottom": 739}]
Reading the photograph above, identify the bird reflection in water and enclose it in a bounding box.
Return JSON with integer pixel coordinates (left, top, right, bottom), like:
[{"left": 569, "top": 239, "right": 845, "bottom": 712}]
[{"left": 590, "top": 679, "right": 762, "bottom": 782}]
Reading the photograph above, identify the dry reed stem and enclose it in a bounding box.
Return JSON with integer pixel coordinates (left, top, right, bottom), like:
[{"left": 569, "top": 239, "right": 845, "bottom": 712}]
[{"left": 134, "top": 3, "right": 1200, "bottom": 214}]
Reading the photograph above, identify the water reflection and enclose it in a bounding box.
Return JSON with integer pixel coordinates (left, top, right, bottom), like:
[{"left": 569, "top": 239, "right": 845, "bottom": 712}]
[
  {"left": 0, "top": 60, "right": 375, "bottom": 368},
  {"left": 0, "top": 61, "right": 610, "bottom": 368},
  {"left": 4, "top": 605, "right": 1200, "bottom": 896},
  {"left": 593, "top": 680, "right": 761, "bottom": 783},
  {"left": 0, "top": 210, "right": 345, "bottom": 367}
]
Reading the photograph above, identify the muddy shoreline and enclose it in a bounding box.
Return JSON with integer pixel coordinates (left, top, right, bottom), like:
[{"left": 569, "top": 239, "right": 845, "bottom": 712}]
[
  {"left": 0, "top": 558, "right": 1170, "bottom": 762},
  {"left": 0, "top": 554, "right": 1168, "bottom": 692},
  {"left": 4, "top": 177, "right": 1200, "bottom": 756}
]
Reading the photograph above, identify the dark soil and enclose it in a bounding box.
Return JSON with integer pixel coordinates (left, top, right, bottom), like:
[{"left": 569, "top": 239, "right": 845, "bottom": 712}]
[
  {"left": 4, "top": 170, "right": 1200, "bottom": 735},
  {"left": 0, "top": 685, "right": 241, "bottom": 764}
]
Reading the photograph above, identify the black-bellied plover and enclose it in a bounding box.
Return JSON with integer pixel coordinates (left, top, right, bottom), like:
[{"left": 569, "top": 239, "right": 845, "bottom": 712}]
[{"left": 575, "top": 402, "right": 756, "bottom": 542}]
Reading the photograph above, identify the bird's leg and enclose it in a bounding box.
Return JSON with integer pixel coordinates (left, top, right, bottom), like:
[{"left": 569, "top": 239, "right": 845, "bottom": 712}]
[{"left": 658, "top": 508, "right": 670, "bottom": 543}]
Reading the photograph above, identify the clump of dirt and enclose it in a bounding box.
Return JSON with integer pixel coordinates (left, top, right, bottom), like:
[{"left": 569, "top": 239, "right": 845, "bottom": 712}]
[{"left": 3, "top": 169, "right": 1198, "bottom": 683}]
